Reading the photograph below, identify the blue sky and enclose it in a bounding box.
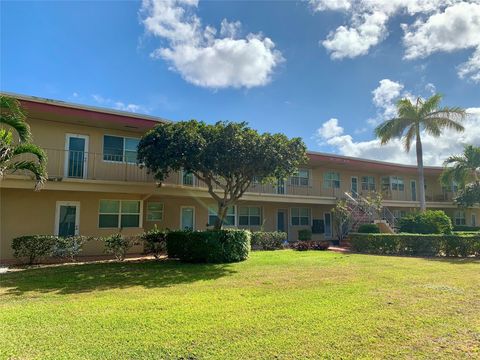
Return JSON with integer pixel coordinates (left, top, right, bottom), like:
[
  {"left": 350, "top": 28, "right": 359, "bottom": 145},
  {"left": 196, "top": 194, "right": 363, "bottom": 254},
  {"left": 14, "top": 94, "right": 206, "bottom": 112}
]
[{"left": 1, "top": 0, "right": 479, "bottom": 165}]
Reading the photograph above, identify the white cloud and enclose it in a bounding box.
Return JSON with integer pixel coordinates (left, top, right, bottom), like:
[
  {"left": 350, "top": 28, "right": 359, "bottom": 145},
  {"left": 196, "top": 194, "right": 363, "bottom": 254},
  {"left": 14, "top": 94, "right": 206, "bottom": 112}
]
[
  {"left": 316, "top": 108, "right": 480, "bottom": 166},
  {"left": 402, "top": 2, "right": 480, "bottom": 59},
  {"left": 312, "top": 0, "right": 480, "bottom": 82},
  {"left": 91, "top": 94, "right": 147, "bottom": 113},
  {"left": 322, "top": 11, "right": 389, "bottom": 59},
  {"left": 317, "top": 118, "right": 344, "bottom": 139},
  {"left": 309, "top": 0, "right": 352, "bottom": 12},
  {"left": 372, "top": 79, "right": 404, "bottom": 119},
  {"left": 458, "top": 47, "right": 480, "bottom": 83},
  {"left": 141, "top": 0, "right": 283, "bottom": 89}
]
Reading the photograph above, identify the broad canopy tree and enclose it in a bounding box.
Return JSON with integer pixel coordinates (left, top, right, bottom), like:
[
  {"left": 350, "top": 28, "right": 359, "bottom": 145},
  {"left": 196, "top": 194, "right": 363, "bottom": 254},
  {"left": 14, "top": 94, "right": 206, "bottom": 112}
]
[{"left": 138, "top": 120, "right": 307, "bottom": 229}]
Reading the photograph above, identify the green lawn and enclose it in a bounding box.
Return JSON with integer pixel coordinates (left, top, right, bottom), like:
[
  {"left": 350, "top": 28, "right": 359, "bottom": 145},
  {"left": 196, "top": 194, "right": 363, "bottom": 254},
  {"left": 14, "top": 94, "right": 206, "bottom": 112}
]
[{"left": 1, "top": 251, "right": 479, "bottom": 359}]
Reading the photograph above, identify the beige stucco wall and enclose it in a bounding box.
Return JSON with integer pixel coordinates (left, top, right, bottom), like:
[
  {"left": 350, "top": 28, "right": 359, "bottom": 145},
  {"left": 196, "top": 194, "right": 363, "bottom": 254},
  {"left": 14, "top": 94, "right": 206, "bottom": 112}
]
[{"left": 1, "top": 188, "right": 338, "bottom": 261}]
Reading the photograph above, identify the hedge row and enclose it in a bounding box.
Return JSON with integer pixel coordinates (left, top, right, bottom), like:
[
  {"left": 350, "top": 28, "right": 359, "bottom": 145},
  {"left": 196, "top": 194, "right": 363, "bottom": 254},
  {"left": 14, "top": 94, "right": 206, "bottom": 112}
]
[
  {"left": 250, "top": 231, "right": 287, "bottom": 250},
  {"left": 166, "top": 229, "right": 250, "bottom": 263},
  {"left": 350, "top": 233, "right": 480, "bottom": 257}
]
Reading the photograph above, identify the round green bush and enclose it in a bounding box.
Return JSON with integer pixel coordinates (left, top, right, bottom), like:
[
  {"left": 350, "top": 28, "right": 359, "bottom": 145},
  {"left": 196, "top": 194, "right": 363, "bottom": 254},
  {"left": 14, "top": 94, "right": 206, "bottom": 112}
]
[
  {"left": 250, "top": 231, "right": 287, "bottom": 250},
  {"left": 166, "top": 229, "right": 251, "bottom": 263},
  {"left": 399, "top": 210, "right": 453, "bottom": 234}
]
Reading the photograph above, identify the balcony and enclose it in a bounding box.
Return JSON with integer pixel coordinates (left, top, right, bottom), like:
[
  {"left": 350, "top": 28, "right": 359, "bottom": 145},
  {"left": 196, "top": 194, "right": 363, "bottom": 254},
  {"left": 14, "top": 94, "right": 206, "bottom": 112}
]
[{"left": 7, "top": 148, "right": 455, "bottom": 203}]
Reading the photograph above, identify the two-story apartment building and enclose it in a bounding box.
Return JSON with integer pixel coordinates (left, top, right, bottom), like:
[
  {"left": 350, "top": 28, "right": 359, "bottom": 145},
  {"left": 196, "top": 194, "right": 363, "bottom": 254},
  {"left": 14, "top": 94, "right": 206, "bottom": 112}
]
[{"left": 1, "top": 94, "right": 479, "bottom": 261}]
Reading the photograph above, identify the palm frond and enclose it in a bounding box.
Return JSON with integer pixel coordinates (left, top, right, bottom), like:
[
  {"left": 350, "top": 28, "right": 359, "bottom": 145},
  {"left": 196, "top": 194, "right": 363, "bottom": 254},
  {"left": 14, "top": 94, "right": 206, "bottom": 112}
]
[
  {"left": 418, "top": 93, "right": 442, "bottom": 117},
  {"left": 6, "top": 160, "right": 47, "bottom": 190},
  {"left": 0, "top": 95, "right": 31, "bottom": 142},
  {"left": 424, "top": 117, "right": 465, "bottom": 133},
  {"left": 374, "top": 117, "right": 413, "bottom": 144},
  {"left": 12, "top": 143, "right": 47, "bottom": 165},
  {"left": 396, "top": 98, "right": 418, "bottom": 120},
  {"left": 402, "top": 124, "right": 417, "bottom": 152}
]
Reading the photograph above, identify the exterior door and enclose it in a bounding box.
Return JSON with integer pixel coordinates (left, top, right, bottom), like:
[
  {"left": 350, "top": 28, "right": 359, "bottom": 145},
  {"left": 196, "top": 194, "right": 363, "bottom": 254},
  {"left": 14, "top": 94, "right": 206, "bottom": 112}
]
[
  {"left": 351, "top": 177, "right": 358, "bottom": 197},
  {"left": 324, "top": 213, "right": 332, "bottom": 239},
  {"left": 55, "top": 201, "right": 80, "bottom": 236},
  {"left": 181, "top": 206, "right": 195, "bottom": 230},
  {"left": 411, "top": 180, "right": 417, "bottom": 201},
  {"left": 472, "top": 213, "right": 477, "bottom": 227},
  {"left": 277, "top": 209, "right": 287, "bottom": 232},
  {"left": 65, "top": 134, "right": 89, "bottom": 179},
  {"left": 277, "top": 178, "right": 286, "bottom": 194}
]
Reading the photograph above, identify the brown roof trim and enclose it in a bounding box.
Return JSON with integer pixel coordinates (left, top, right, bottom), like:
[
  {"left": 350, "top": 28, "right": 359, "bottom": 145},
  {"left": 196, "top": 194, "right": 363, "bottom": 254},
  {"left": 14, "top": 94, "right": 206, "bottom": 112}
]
[{"left": 2, "top": 92, "right": 443, "bottom": 173}]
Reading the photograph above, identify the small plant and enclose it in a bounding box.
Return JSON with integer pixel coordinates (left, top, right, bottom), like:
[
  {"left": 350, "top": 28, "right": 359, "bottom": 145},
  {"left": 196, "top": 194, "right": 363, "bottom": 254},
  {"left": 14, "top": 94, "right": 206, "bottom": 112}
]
[
  {"left": 11, "top": 235, "right": 56, "bottom": 264},
  {"left": 51, "top": 236, "right": 90, "bottom": 261},
  {"left": 103, "top": 234, "right": 137, "bottom": 261},
  {"left": 357, "top": 223, "right": 380, "bottom": 234},
  {"left": 292, "top": 240, "right": 330, "bottom": 251},
  {"left": 250, "top": 232, "right": 287, "bottom": 250},
  {"left": 298, "top": 229, "right": 312, "bottom": 241},
  {"left": 141, "top": 227, "right": 167, "bottom": 259}
]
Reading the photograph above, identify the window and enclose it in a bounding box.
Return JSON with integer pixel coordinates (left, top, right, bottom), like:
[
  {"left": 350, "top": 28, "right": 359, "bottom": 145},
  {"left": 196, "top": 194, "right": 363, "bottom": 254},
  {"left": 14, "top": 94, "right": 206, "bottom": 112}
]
[
  {"left": 290, "top": 169, "right": 309, "bottom": 186},
  {"left": 147, "top": 202, "right": 163, "bottom": 221},
  {"left": 454, "top": 210, "right": 466, "bottom": 226},
  {"left": 181, "top": 169, "right": 194, "bottom": 186},
  {"left": 443, "top": 181, "right": 459, "bottom": 193},
  {"left": 361, "top": 176, "right": 376, "bottom": 191},
  {"left": 391, "top": 176, "right": 404, "bottom": 191},
  {"left": 103, "top": 135, "right": 140, "bottom": 163},
  {"left": 239, "top": 206, "right": 261, "bottom": 226},
  {"left": 382, "top": 176, "right": 404, "bottom": 191},
  {"left": 323, "top": 172, "right": 340, "bottom": 188},
  {"left": 99, "top": 200, "right": 141, "bottom": 228},
  {"left": 291, "top": 207, "right": 310, "bottom": 226},
  {"left": 208, "top": 206, "right": 236, "bottom": 226}
]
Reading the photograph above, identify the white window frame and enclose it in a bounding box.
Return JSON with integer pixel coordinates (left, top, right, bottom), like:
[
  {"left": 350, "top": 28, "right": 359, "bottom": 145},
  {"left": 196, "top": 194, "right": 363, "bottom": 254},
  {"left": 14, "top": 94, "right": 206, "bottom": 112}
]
[
  {"left": 146, "top": 202, "right": 164, "bottom": 222},
  {"left": 64, "top": 133, "right": 89, "bottom": 179},
  {"left": 238, "top": 206, "right": 262, "bottom": 226},
  {"left": 180, "top": 206, "right": 196, "bottom": 230},
  {"left": 290, "top": 169, "right": 310, "bottom": 187},
  {"left": 102, "top": 134, "right": 141, "bottom": 164},
  {"left": 208, "top": 205, "right": 237, "bottom": 227},
  {"left": 290, "top": 207, "right": 311, "bottom": 226},
  {"left": 54, "top": 201, "right": 81, "bottom": 236},
  {"left": 181, "top": 169, "right": 195, "bottom": 186},
  {"left": 323, "top": 172, "right": 340, "bottom": 189},
  {"left": 454, "top": 210, "right": 466, "bottom": 226},
  {"left": 361, "top": 176, "right": 376, "bottom": 191},
  {"left": 98, "top": 199, "right": 143, "bottom": 229}
]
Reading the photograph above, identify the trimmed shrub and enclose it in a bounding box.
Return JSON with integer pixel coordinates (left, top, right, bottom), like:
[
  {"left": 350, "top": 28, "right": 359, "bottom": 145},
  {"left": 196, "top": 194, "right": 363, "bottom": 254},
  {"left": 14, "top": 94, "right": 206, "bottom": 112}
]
[
  {"left": 103, "top": 234, "right": 138, "bottom": 261},
  {"left": 399, "top": 210, "right": 453, "bottom": 234},
  {"left": 141, "top": 227, "right": 167, "bottom": 259},
  {"left": 166, "top": 229, "right": 250, "bottom": 263},
  {"left": 12, "top": 235, "right": 56, "bottom": 264},
  {"left": 298, "top": 229, "right": 312, "bottom": 241},
  {"left": 292, "top": 240, "right": 330, "bottom": 251},
  {"left": 250, "top": 231, "right": 287, "bottom": 250},
  {"left": 453, "top": 225, "right": 480, "bottom": 232},
  {"left": 350, "top": 233, "right": 480, "bottom": 257},
  {"left": 51, "top": 236, "right": 90, "bottom": 261},
  {"left": 357, "top": 223, "right": 380, "bottom": 234}
]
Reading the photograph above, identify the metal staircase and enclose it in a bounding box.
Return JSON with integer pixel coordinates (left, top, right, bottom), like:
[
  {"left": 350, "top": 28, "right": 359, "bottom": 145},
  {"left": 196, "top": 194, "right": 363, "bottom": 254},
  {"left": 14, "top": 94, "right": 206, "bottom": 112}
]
[{"left": 343, "top": 192, "right": 397, "bottom": 233}]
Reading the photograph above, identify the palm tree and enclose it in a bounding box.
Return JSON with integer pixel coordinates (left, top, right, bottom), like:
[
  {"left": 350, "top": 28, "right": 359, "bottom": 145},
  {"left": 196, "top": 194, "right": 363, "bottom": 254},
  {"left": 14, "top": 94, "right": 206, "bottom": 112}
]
[
  {"left": 0, "top": 95, "right": 47, "bottom": 189},
  {"left": 441, "top": 145, "right": 480, "bottom": 189},
  {"left": 375, "top": 94, "right": 466, "bottom": 212}
]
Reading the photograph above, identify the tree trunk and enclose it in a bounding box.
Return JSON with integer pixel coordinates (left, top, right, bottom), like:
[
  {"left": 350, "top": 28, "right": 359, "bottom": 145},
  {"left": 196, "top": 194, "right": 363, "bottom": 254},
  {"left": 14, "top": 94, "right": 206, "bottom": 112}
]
[
  {"left": 213, "top": 202, "right": 228, "bottom": 230},
  {"left": 416, "top": 130, "right": 427, "bottom": 212}
]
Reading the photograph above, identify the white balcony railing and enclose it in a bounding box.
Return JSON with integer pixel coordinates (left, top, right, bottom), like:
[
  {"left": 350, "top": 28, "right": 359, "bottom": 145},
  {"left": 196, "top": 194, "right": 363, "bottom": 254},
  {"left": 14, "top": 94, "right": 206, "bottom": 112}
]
[{"left": 7, "top": 148, "right": 455, "bottom": 203}]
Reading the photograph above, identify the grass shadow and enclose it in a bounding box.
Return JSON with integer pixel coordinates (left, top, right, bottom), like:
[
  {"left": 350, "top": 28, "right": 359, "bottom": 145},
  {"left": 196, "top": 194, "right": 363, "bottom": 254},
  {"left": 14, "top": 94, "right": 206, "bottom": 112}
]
[
  {"left": 424, "top": 257, "right": 480, "bottom": 265},
  {"left": 0, "top": 259, "right": 237, "bottom": 296}
]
